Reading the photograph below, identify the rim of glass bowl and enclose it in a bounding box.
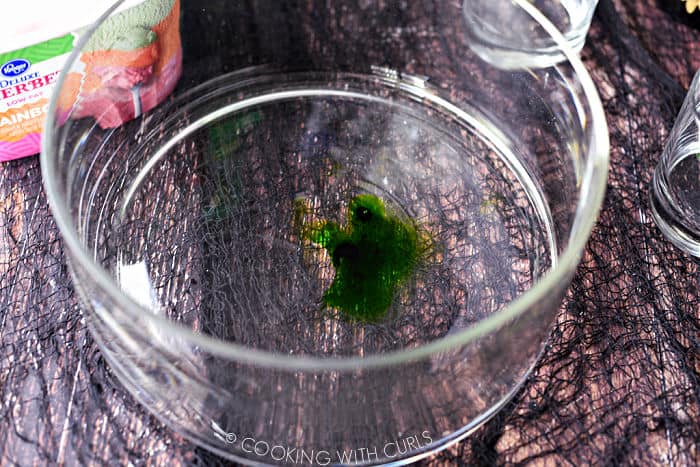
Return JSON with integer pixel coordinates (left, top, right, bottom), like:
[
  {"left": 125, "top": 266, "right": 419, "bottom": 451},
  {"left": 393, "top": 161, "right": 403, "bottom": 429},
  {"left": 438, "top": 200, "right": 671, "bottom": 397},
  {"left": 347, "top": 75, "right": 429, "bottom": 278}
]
[{"left": 41, "top": 0, "right": 609, "bottom": 371}]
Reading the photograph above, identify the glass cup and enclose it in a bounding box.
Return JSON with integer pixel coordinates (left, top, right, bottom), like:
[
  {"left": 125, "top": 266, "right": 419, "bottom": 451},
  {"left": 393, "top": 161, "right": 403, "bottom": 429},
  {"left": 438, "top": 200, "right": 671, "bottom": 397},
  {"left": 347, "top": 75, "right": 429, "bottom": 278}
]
[
  {"left": 41, "top": 0, "right": 609, "bottom": 465},
  {"left": 650, "top": 70, "right": 700, "bottom": 257},
  {"left": 463, "top": 0, "right": 599, "bottom": 69}
]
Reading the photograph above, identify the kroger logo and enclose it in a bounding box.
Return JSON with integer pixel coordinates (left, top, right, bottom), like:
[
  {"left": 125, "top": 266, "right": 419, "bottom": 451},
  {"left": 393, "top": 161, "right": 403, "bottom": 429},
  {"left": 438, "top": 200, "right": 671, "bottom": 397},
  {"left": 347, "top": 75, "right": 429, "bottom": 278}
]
[{"left": 1, "top": 59, "right": 31, "bottom": 77}]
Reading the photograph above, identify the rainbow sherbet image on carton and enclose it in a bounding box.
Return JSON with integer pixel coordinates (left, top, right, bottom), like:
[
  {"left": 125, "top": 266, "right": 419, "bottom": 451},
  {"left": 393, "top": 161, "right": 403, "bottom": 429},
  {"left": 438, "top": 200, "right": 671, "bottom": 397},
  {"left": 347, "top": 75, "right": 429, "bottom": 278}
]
[{"left": 0, "top": 0, "right": 181, "bottom": 161}]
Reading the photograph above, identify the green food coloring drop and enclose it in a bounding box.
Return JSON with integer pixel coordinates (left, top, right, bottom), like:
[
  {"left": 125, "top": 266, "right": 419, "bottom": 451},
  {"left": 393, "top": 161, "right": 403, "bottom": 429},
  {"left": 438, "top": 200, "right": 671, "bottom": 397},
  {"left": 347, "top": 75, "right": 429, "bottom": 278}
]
[{"left": 300, "top": 194, "right": 426, "bottom": 322}]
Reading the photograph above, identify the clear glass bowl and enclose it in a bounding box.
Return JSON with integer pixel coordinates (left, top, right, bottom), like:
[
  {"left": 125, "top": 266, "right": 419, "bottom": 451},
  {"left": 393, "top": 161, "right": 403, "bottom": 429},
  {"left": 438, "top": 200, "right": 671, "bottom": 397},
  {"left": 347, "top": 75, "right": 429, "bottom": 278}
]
[
  {"left": 463, "top": 0, "right": 599, "bottom": 69},
  {"left": 42, "top": 1, "right": 609, "bottom": 465},
  {"left": 650, "top": 69, "right": 700, "bottom": 258}
]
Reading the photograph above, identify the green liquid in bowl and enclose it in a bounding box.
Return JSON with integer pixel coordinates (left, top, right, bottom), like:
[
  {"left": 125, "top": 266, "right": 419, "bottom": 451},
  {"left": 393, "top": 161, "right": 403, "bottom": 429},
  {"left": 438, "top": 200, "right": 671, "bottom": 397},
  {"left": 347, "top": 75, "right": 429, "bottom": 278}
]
[{"left": 298, "top": 193, "right": 430, "bottom": 322}]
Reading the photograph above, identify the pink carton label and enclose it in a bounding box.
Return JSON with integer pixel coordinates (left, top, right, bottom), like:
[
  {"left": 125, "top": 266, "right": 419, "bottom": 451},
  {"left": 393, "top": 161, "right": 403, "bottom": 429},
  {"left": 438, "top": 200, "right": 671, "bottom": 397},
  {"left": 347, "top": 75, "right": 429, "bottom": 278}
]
[{"left": 0, "top": 0, "right": 182, "bottom": 162}]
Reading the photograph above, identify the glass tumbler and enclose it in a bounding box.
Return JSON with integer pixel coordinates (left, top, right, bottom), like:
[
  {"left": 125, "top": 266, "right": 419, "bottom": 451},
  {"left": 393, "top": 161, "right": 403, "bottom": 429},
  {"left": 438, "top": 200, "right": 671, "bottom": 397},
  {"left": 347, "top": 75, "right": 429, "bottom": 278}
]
[
  {"left": 463, "top": 0, "right": 599, "bottom": 68},
  {"left": 42, "top": 0, "right": 609, "bottom": 465},
  {"left": 650, "top": 69, "right": 700, "bottom": 257}
]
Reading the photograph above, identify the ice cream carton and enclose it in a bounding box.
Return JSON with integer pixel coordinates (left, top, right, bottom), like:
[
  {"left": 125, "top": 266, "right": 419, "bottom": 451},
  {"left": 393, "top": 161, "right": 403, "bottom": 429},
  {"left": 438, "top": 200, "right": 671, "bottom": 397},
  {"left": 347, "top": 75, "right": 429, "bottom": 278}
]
[{"left": 0, "top": 0, "right": 182, "bottom": 161}]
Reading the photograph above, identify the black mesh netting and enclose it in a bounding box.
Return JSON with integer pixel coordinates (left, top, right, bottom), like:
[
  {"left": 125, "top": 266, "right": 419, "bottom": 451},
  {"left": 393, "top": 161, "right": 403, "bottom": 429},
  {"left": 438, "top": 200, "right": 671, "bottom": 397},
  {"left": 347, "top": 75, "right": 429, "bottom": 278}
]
[{"left": 1, "top": 0, "right": 699, "bottom": 465}]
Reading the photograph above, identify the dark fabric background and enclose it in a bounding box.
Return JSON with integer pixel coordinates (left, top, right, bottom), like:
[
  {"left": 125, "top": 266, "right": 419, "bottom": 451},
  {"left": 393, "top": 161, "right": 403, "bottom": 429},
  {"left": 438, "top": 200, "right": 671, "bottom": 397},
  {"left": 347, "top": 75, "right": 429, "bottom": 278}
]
[{"left": 1, "top": 0, "right": 699, "bottom": 465}]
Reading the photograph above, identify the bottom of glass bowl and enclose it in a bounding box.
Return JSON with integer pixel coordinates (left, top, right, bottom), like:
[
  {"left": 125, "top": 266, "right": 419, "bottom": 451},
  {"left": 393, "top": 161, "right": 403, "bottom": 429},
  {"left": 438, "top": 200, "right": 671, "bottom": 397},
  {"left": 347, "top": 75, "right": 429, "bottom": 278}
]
[{"left": 83, "top": 70, "right": 556, "bottom": 358}]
